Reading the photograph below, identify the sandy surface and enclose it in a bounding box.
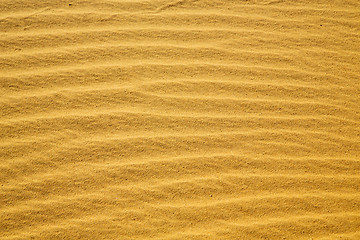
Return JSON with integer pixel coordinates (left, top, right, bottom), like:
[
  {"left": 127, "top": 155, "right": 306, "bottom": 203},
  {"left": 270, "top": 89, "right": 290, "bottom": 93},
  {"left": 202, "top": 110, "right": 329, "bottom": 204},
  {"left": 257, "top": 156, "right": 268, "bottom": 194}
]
[{"left": 1, "top": 0, "right": 360, "bottom": 239}]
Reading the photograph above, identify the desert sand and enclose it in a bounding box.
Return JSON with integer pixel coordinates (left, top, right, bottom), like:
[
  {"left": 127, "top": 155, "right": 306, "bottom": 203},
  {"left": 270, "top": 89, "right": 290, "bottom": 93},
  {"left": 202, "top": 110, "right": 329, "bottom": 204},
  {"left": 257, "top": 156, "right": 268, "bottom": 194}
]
[{"left": 0, "top": 0, "right": 360, "bottom": 239}]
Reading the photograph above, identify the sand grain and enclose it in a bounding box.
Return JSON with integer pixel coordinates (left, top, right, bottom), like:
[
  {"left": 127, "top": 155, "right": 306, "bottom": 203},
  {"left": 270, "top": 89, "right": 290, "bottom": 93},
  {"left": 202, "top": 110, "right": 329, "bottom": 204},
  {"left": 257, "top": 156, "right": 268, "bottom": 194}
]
[{"left": 1, "top": 0, "right": 359, "bottom": 239}]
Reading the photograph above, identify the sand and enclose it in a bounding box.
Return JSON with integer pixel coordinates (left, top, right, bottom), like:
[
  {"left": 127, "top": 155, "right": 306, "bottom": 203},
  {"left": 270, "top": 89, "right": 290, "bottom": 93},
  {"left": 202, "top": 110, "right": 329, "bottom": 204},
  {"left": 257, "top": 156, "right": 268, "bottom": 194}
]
[{"left": 0, "top": 0, "right": 360, "bottom": 239}]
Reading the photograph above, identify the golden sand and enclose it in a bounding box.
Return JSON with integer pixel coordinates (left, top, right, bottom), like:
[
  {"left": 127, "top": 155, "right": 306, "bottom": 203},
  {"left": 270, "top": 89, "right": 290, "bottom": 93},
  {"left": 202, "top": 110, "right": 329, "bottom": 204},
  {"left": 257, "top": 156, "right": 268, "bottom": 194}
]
[{"left": 0, "top": 0, "right": 359, "bottom": 239}]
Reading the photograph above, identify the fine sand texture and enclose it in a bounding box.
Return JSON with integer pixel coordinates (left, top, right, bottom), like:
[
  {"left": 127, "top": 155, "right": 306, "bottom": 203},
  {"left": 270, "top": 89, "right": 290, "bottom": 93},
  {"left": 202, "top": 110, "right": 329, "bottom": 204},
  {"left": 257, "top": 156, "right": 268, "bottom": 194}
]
[{"left": 1, "top": 0, "right": 360, "bottom": 239}]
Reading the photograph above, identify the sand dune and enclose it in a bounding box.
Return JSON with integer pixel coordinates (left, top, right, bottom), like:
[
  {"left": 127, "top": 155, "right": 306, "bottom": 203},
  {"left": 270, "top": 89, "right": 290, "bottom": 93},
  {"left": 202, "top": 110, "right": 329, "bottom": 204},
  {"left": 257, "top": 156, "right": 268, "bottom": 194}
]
[{"left": 1, "top": 0, "right": 359, "bottom": 239}]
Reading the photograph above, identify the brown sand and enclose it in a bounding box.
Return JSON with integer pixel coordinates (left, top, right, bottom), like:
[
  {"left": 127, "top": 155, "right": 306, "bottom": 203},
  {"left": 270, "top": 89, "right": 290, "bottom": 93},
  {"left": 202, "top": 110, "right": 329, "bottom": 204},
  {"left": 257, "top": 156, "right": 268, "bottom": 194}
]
[{"left": 1, "top": 0, "right": 360, "bottom": 239}]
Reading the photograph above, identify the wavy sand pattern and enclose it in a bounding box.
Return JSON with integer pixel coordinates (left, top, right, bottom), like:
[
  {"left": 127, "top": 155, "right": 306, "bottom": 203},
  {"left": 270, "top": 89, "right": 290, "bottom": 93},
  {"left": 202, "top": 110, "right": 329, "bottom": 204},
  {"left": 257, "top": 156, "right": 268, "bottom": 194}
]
[{"left": 1, "top": 0, "right": 360, "bottom": 239}]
